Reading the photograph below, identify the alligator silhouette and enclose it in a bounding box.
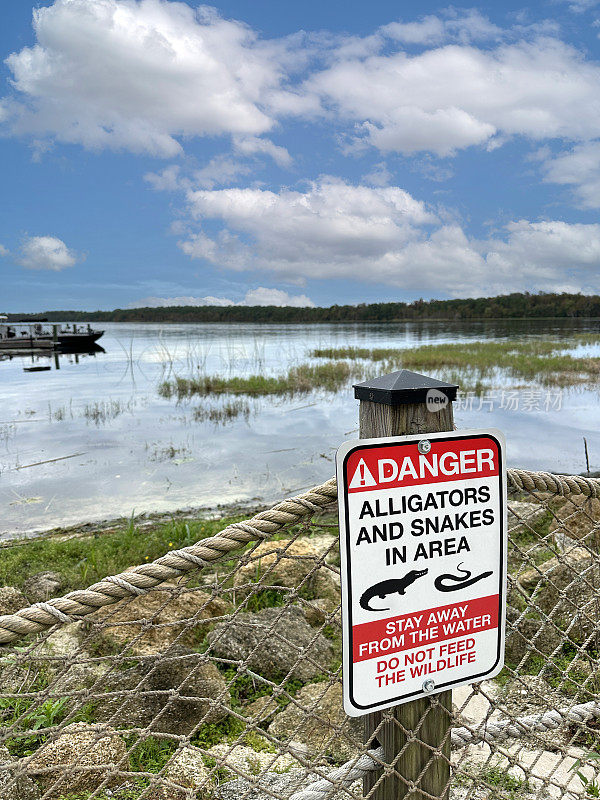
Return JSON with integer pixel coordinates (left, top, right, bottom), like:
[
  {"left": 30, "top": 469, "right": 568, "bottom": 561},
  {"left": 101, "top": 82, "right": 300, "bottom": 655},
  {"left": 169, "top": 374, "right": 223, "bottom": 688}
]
[
  {"left": 359, "top": 569, "right": 429, "bottom": 611},
  {"left": 434, "top": 563, "right": 493, "bottom": 592}
]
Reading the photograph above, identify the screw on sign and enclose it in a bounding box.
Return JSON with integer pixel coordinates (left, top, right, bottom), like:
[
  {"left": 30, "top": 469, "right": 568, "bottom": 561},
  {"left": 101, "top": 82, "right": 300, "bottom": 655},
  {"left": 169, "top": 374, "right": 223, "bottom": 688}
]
[{"left": 336, "top": 429, "right": 507, "bottom": 716}]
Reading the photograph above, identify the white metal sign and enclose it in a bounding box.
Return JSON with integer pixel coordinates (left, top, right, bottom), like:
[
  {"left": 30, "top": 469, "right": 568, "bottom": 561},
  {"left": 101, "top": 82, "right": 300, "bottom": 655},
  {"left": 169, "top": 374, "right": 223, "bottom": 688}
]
[{"left": 336, "top": 429, "right": 507, "bottom": 717}]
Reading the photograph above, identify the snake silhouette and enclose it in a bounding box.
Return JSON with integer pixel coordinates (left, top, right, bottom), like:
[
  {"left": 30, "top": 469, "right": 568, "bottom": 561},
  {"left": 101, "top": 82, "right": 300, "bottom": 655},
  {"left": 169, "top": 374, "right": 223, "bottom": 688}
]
[{"left": 434, "top": 563, "right": 493, "bottom": 592}]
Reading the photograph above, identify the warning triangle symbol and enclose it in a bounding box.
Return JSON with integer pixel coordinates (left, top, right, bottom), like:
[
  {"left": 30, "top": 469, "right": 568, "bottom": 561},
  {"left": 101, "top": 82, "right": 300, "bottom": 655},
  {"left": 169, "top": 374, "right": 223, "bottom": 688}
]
[{"left": 349, "top": 458, "right": 377, "bottom": 489}]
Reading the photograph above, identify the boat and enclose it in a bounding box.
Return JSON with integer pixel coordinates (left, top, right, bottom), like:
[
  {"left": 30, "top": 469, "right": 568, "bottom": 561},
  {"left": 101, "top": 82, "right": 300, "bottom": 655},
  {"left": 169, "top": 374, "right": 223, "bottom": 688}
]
[
  {"left": 0, "top": 324, "right": 56, "bottom": 351},
  {"left": 0, "top": 321, "right": 104, "bottom": 350},
  {"left": 27, "top": 322, "right": 104, "bottom": 348}
]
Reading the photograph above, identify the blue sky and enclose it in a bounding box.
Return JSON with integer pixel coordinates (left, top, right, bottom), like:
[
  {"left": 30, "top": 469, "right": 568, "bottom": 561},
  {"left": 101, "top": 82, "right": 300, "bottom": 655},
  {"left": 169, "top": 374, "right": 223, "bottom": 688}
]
[{"left": 1, "top": 0, "right": 600, "bottom": 311}]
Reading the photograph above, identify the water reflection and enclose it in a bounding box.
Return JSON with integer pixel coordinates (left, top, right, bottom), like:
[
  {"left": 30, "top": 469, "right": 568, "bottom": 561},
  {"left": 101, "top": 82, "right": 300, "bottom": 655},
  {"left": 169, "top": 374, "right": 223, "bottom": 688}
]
[{"left": 1, "top": 345, "right": 105, "bottom": 372}]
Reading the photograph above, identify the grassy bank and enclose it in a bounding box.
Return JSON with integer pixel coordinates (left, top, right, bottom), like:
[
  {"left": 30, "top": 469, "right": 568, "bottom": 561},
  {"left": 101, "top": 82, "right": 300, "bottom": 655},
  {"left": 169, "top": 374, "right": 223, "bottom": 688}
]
[{"left": 0, "top": 513, "right": 244, "bottom": 593}]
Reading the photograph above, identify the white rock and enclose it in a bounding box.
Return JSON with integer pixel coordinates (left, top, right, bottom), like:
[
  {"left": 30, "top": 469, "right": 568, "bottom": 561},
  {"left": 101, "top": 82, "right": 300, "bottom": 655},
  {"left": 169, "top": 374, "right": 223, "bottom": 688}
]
[{"left": 209, "top": 742, "right": 301, "bottom": 778}]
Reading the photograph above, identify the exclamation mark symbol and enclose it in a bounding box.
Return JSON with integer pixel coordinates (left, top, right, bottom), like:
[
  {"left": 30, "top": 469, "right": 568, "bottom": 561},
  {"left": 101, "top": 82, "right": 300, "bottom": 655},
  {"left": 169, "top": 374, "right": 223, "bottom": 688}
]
[{"left": 360, "top": 463, "right": 365, "bottom": 486}]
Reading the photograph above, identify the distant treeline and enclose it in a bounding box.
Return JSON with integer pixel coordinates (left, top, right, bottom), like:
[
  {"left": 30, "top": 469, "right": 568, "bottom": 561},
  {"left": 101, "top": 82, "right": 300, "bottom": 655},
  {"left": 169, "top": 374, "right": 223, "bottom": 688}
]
[{"left": 10, "top": 292, "right": 600, "bottom": 323}]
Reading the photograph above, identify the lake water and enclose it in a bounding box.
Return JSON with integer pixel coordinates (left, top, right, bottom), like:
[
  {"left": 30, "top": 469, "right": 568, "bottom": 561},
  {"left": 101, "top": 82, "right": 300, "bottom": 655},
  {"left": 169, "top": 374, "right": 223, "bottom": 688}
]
[{"left": 1, "top": 319, "right": 599, "bottom": 539}]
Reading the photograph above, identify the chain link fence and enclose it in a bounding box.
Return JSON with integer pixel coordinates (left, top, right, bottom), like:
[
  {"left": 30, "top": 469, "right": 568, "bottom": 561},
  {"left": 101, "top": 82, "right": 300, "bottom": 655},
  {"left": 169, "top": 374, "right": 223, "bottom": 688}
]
[{"left": 1, "top": 469, "right": 600, "bottom": 800}]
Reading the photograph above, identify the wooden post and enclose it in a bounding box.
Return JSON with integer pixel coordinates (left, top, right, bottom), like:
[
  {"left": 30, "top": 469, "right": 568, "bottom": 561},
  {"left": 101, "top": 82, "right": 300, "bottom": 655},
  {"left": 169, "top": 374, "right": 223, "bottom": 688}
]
[{"left": 354, "top": 369, "right": 458, "bottom": 800}]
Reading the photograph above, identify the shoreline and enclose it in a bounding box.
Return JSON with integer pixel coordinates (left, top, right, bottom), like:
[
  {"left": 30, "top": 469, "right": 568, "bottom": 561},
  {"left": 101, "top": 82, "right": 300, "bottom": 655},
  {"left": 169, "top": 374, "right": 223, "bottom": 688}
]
[
  {"left": 5, "top": 466, "right": 598, "bottom": 548},
  {"left": 0, "top": 498, "right": 270, "bottom": 547}
]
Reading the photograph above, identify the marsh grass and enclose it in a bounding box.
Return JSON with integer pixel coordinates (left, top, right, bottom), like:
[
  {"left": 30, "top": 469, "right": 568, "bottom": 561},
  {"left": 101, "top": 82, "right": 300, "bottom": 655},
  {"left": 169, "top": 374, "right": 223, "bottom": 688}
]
[
  {"left": 311, "top": 339, "right": 600, "bottom": 388},
  {"left": 159, "top": 361, "right": 368, "bottom": 400},
  {"left": 158, "top": 336, "right": 600, "bottom": 402}
]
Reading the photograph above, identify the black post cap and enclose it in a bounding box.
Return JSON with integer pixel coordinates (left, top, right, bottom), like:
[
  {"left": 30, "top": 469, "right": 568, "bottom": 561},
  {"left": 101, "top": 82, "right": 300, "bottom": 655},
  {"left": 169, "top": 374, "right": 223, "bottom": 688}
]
[{"left": 353, "top": 369, "right": 459, "bottom": 405}]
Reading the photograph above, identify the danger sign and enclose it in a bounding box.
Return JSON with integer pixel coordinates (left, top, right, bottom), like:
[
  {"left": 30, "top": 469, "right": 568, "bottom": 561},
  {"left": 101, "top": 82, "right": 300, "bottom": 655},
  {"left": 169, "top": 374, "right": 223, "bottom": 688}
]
[{"left": 336, "top": 429, "right": 507, "bottom": 716}]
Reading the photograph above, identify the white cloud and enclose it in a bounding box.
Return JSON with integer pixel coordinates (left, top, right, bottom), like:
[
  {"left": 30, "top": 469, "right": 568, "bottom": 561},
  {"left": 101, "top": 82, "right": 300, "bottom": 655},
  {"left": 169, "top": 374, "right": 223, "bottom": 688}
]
[
  {"left": 0, "top": 244, "right": 9, "bottom": 257},
  {"left": 362, "top": 162, "right": 392, "bottom": 187},
  {"left": 381, "top": 10, "right": 501, "bottom": 46},
  {"left": 16, "top": 235, "right": 81, "bottom": 271},
  {"left": 145, "top": 156, "right": 253, "bottom": 192},
  {"left": 144, "top": 164, "right": 183, "bottom": 192},
  {"left": 486, "top": 220, "right": 600, "bottom": 279},
  {"left": 181, "top": 177, "right": 437, "bottom": 281},
  {"left": 174, "top": 177, "right": 600, "bottom": 295},
  {"left": 193, "top": 156, "right": 253, "bottom": 189},
  {"left": 133, "top": 294, "right": 236, "bottom": 307},
  {"left": 543, "top": 141, "right": 600, "bottom": 208},
  {"left": 5, "top": 1, "right": 600, "bottom": 167},
  {"left": 558, "top": 0, "right": 599, "bottom": 12},
  {"left": 132, "top": 287, "right": 315, "bottom": 307},
  {"left": 243, "top": 287, "right": 314, "bottom": 306},
  {"left": 3, "top": 0, "right": 297, "bottom": 156},
  {"left": 307, "top": 37, "right": 600, "bottom": 156},
  {"left": 233, "top": 136, "right": 292, "bottom": 167}
]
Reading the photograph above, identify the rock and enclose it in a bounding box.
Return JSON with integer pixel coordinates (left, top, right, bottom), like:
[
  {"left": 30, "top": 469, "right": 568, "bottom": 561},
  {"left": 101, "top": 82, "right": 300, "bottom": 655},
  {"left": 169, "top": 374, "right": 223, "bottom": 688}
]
[
  {"left": 142, "top": 649, "right": 231, "bottom": 732},
  {"left": 452, "top": 682, "right": 499, "bottom": 727},
  {"left": 518, "top": 546, "right": 592, "bottom": 593},
  {"left": 508, "top": 501, "right": 546, "bottom": 524},
  {"left": 209, "top": 741, "right": 299, "bottom": 778},
  {"left": 35, "top": 623, "right": 85, "bottom": 659},
  {"left": 96, "top": 648, "right": 230, "bottom": 735},
  {"left": 93, "top": 584, "right": 231, "bottom": 655},
  {"left": 497, "top": 675, "right": 566, "bottom": 718},
  {"left": 0, "top": 587, "right": 28, "bottom": 615},
  {"left": 242, "top": 695, "right": 280, "bottom": 726},
  {"left": 301, "top": 598, "right": 341, "bottom": 628},
  {"left": 497, "top": 675, "right": 571, "bottom": 751},
  {"left": 148, "top": 745, "right": 214, "bottom": 798},
  {"left": 215, "top": 772, "right": 326, "bottom": 800},
  {"left": 51, "top": 661, "right": 110, "bottom": 694},
  {"left": 0, "top": 745, "right": 41, "bottom": 800},
  {"left": 268, "top": 682, "right": 361, "bottom": 763},
  {"left": 549, "top": 495, "right": 600, "bottom": 547},
  {"left": 0, "top": 623, "right": 92, "bottom": 694},
  {"left": 517, "top": 547, "right": 600, "bottom": 641},
  {"left": 454, "top": 740, "right": 590, "bottom": 799},
  {"left": 215, "top": 768, "right": 360, "bottom": 800},
  {"left": 22, "top": 572, "right": 63, "bottom": 603},
  {"left": 233, "top": 537, "right": 339, "bottom": 603},
  {"left": 207, "top": 606, "right": 334, "bottom": 682},
  {"left": 26, "top": 722, "right": 127, "bottom": 798},
  {"left": 505, "top": 613, "right": 563, "bottom": 666}
]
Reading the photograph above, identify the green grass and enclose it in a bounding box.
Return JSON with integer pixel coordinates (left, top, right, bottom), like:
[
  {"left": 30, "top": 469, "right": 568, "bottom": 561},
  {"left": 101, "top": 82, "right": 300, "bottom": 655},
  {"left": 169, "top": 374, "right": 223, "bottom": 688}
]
[
  {"left": 159, "top": 361, "right": 367, "bottom": 400},
  {"left": 1, "top": 697, "right": 96, "bottom": 758},
  {"left": 508, "top": 508, "right": 556, "bottom": 573},
  {"left": 480, "top": 766, "right": 529, "bottom": 797},
  {"left": 310, "top": 339, "right": 600, "bottom": 388},
  {"left": 0, "top": 514, "right": 245, "bottom": 594},
  {"left": 457, "top": 763, "right": 530, "bottom": 799},
  {"left": 127, "top": 735, "right": 176, "bottom": 773}
]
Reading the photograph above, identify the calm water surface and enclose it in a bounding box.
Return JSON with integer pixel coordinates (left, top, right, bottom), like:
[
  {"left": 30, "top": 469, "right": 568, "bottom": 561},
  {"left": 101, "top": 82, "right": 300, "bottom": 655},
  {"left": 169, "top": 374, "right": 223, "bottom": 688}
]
[{"left": 1, "top": 319, "right": 599, "bottom": 538}]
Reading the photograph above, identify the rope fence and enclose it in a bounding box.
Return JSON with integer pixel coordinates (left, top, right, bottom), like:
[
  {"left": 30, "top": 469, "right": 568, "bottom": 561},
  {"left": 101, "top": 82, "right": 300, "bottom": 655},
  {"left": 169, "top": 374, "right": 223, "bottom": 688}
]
[{"left": 1, "top": 467, "right": 600, "bottom": 799}]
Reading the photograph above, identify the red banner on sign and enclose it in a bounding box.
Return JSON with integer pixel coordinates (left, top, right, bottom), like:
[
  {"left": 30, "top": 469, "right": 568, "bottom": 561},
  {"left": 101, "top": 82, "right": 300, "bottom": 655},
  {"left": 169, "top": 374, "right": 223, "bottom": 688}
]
[
  {"left": 352, "top": 594, "right": 499, "bottom": 663},
  {"left": 345, "top": 436, "right": 500, "bottom": 493}
]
